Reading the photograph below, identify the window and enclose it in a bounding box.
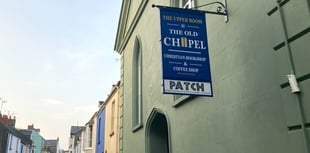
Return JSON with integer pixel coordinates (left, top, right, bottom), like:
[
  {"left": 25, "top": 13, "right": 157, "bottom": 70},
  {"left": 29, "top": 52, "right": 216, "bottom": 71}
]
[
  {"left": 9, "top": 134, "right": 12, "bottom": 150},
  {"left": 88, "top": 125, "right": 93, "bottom": 147},
  {"left": 132, "top": 36, "right": 143, "bottom": 131},
  {"left": 174, "top": 94, "right": 183, "bottom": 101},
  {"left": 111, "top": 101, "right": 115, "bottom": 132},
  {"left": 16, "top": 139, "right": 19, "bottom": 152},
  {"left": 173, "top": 94, "right": 196, "bottom": 107},
  {"left": 172, "top": 0, "right": 202, "bottom": 107},
  {"left": 97, "top": 118, "right": 101, "bottom": 144},
  {"left": 180, "top": 0, "right": 194, "bottom": 8},
  {"left": 83, "top": 129, "right": 87, "bottom": 149}
]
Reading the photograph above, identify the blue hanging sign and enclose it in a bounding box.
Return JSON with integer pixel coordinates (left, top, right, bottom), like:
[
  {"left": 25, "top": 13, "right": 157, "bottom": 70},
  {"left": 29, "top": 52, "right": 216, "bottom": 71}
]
[{"left": 159, "top": 6, "right": 213, "bottom": 96}]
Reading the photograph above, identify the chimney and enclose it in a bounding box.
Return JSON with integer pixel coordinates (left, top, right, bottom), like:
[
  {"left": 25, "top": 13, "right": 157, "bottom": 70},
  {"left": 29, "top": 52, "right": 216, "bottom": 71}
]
[
  {"left": 28, "top": 124, "right": 34, "bottom": 130},
  {"left": 28, "top": 124, "right": 40, "bottom": 133},
  {"left": 1, "top": 115, "right": 9, "bottom": 125},
  {"left": 8, "top": 116, "right": 16, "bottom": 128},
  {"left": 98, "top": 101, "right": 104, "bottom": 107}
]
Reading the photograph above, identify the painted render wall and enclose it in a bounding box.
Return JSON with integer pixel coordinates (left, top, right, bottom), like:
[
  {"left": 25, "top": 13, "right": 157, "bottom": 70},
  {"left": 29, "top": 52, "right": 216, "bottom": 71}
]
[
  {"left": 83, "top": 116, "right": 97, "bottom": 153},
  {"left": 104, "top": 84, "right": 120, "bottom": 153},
  {"left": 91, "top": 116, "right": 97, "bottom": 153},
  {"left": 0, "top": 123, "right": 8, "bottom": 153},
  {"left": 96, "top": 108, "right": 105, "bottom": 153},
  {"left": 6, "top": 133, "right": 21, "bottom": 153},
  {"left": 31, "top": 130, "right": 44, "bottom": 153},
  {"left": 116, "top": 0, "right": 310, "bottom": 153}
]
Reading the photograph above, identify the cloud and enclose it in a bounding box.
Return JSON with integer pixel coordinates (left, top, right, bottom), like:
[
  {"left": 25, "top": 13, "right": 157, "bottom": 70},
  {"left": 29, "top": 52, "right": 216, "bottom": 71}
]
[
  {"left": 43, "top": 99, "right": 64, "bottom": 105},
  {"left": 42, "top": 63, "right": 54, "bottom": 72},
  {"left": 62, "top": 50, "right": 104, "bottom": 72},
  {"left": 73, "top": 105, "right": 98, "bottom": 114},
  {"left": 49, "top": 104, "right": 98, "bottom": 118}
]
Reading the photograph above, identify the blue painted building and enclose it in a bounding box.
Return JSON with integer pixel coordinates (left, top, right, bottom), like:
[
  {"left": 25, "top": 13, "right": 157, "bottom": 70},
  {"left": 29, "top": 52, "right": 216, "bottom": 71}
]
[{"left": 96, "top": 105, "right": 105, "bottom": 153}]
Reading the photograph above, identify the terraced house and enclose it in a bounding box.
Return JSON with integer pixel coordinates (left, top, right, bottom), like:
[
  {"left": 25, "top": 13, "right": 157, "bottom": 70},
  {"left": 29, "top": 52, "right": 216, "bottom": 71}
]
[
  {"left": 0, "top": 114, "right": 33, "bottom": 153},
  {"left": 114, "top": 0, "right": 310, "bottom": 153}
]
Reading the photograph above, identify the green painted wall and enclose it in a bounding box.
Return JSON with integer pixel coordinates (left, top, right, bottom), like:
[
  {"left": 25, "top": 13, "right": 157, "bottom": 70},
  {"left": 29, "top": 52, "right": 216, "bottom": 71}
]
[
  {"left": 31, "top": 130, "right": 44, "bottom": 153},
  {"left": 115, "top": 0, "right": 310, "bottom": 153}
]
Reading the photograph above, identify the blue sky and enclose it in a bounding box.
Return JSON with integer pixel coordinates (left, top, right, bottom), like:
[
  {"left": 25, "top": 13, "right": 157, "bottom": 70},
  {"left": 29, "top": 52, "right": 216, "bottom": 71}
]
[{"left": 0, "top": 0, "right": 121, "bottom": 149}]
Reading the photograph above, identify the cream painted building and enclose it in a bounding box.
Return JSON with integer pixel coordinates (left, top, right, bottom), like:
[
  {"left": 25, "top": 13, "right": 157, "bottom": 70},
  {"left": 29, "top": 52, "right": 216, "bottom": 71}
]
[
  {"left": 82, "top": 112, "right": 97, "bottom": 153},
  {"left": 104, "top": 81, "right": 121, "bottom": 153}
]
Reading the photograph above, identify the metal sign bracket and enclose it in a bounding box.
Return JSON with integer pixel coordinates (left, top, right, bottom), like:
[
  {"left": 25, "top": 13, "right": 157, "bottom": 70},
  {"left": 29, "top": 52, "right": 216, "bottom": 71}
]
[{"left": 152, "top": 0, "right": 229, "bottom": 23}]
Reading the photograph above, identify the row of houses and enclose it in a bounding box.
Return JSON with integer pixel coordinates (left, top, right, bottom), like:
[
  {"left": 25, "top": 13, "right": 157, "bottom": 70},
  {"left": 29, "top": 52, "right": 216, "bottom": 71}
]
[
  {"left": 68, "top": 81, "right": 120, "bottom": 153},
  {"left": 0, "top": 113, "right": 60, "bottom": 153}
]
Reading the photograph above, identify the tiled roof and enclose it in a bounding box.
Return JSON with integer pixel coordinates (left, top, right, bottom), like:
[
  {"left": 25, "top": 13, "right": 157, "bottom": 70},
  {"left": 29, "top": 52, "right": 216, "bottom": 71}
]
[
  {"left": 0, "top": 122, "right": 32, "bottom": 145},
  {"left": 45, "top": 139, "right": 57, "bottom": 146},
  {"left": 19, "top": 130, "right": 32, "bottom": 139},
  {"left": 70, "top": 126, "right": 84, "bottom": 135}
]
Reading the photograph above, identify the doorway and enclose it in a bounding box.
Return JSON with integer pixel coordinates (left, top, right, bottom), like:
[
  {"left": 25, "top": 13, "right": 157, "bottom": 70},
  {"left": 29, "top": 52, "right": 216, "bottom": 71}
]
[{"left": 147, "top": 110, "right": 170, "bottom": 153}]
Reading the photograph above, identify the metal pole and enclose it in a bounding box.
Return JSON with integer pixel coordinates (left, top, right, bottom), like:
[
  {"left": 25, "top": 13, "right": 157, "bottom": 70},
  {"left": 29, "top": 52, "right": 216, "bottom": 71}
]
[
  {"left": 0, "top": 102, "right": 3, "bottom": 112},
  {"left": 277, "top": 1, "right": 309, "bottom": 153},
  {"left": 1, "top": 100, "right": 7, "bottom": 113},
  {"left": 0, "top": 97, "right": 2, "bottom": 113}
]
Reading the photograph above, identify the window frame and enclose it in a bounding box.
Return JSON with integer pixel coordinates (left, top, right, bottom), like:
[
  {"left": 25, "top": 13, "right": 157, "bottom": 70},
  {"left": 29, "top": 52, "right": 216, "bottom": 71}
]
[
  {"left": 97, "top": 118, "right": 101, "bottom": 144},
  {"left": 110, "top": 101, "right": 115, "bottom": 136},
  {"left": 180, "top": 0, "right": 194, "bottom": 8},
  {"left": 88, "top": 124, "right": 93, "bottom": 147},
  {"left": 173, "top": 94, "right": 196, "bottom": 107},
  {"left": 9, "top": 134, "right": 13, "bottom": 150},
  {"left": 132, "top": 36, "right": 143, "bottom": 132}
]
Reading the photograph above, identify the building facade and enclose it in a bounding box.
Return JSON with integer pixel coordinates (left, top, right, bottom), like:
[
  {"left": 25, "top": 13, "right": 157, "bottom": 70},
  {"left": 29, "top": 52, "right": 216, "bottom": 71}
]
[
  {"left": 104, "top": 81, "right": 120, "bottom": 153},
  {"left": 0, "top": 119, "right": 9, "bottom": 152},
  {"left": 6, "top": 132, "right": 22, "bottom": 153},
  {"left": 114, "top": 0, "right": 310, "bottom": 153},
  {"left": 69, "top": 126, "right": 84, "bottom": 153},
  {"left": 0, "top": 121, "right": 33, "bottom": 153},
  {"left": 68, "top": 82, "right": 120, "bottom": 153},
  {"left": 96, "top": 105, "right": 105, "bottom": 153},
  {"left": 20, "top": 125, "right": 45, "bottom": 153},
  {"left": 44, "top": 138, "right": 60, "bottom": 153},
  {"left": 82, "top": 112, "right": 97, "bottom": 153}
]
